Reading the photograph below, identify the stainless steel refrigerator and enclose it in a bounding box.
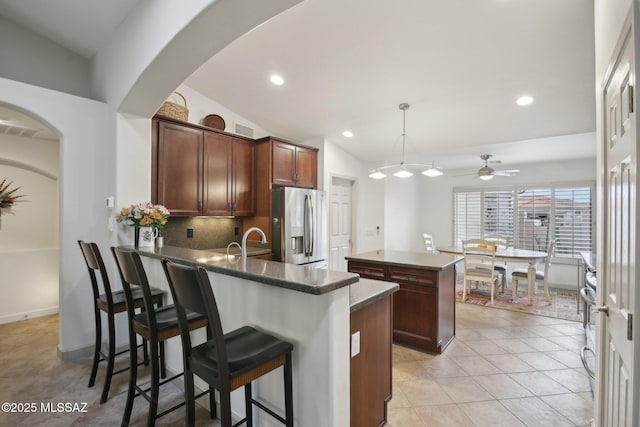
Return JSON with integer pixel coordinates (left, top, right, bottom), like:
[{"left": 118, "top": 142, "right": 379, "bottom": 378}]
[{"left": 272, "top": 187, "right": 327, "bottom": 267}]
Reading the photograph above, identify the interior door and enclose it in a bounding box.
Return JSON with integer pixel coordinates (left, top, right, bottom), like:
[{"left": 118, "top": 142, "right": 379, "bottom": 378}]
[
  {"left": 329, "top": 180, "right": 352, "bottom": 271},
  {"left": 600, "top": 13, "right": 637, "bottom": 426}
]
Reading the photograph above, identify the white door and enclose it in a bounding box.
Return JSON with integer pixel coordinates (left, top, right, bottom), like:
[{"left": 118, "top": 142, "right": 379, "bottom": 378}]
[
  {"left": 599, "top": 14, "right": 637, "bottom": 426},
  {"left": 329, "top": 181, "right": 352, "bottom": 271}
]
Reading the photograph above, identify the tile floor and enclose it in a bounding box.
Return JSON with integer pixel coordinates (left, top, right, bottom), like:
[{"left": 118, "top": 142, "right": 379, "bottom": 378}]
[
  {"left": 0, "top": 303, "right": 593, "bottom": 426},
  {"left": 388, "top": 303, "right": 594, "bottom": 427}
]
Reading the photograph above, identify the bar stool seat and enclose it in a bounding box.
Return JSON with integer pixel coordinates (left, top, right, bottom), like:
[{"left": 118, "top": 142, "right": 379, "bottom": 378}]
[{"left": 78, "top": 240, "right": 165, "bottom": 404}]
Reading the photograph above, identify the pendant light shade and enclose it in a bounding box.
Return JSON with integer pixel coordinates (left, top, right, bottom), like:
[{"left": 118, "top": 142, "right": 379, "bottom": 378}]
[{"left": 368, "top": 103, "right": 444, "bottom": 179}]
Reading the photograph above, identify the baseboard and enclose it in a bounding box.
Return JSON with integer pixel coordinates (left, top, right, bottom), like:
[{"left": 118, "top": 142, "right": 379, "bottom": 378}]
[
  {"left": 0, "top": 306, "right": 58, "bottom": 325},
  {"left": 58, "top": 343, "right": 95, "bottom": 361}
]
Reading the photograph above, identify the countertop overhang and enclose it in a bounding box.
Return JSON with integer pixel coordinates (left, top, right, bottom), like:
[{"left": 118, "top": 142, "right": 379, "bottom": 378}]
[
  {"left": 346, "top": 250, "right": 462, "bottom": 270},
  {"left": 132, "top": 245, "right": 359, "bottom": 295},
  {"left": 349, "top": 279, "right": 398, "bottom": 312}
]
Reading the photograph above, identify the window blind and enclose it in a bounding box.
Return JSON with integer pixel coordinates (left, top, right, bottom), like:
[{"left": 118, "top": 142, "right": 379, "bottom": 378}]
[{"left": 453, "top": 183, "right": 594, "bottom": 258}]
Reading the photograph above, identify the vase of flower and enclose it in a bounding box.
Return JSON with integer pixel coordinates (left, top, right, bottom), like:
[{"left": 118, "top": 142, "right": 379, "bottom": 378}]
[{"left": 116, "top": 202, "right": 170, "bottom": 249}]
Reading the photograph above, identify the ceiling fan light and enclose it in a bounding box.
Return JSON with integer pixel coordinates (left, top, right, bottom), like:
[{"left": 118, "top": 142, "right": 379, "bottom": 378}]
[
  {"left": 422, "top": 167, "right": 443, "bottom": 177},
  {"left": 479, "top": 174, "right": 494, "bottom": 181},
  {"left": 394, "top": 169, "right": 413, "bottom": 178},
  {"left": 369, "top": 170, "right": 387, "bottom": 179}
]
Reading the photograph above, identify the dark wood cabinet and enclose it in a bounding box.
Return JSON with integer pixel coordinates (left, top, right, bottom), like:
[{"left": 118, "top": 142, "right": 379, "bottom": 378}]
[
  {"left": 268, "top": 138, "right": 318, "bottom": 189},
  {"left": 154, "top": 120, "right": 203, "bottom": 216},
  {"left": 203, "top": 132, "right": 254, "bottom": 216},
  {"left": 350, "top": 295, "right": 392, "bottom": 427},
  {"left": 152, "top": 117, "right": 254, "bottom": 217},
  {"left": 243, "top": 137, "right": 318, "bottom": 243},
  {"left": 347, "top": 257, "right": 456, "bottom": 353}
]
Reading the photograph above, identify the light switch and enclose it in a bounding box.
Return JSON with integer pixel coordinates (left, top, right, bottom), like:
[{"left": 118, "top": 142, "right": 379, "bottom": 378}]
[
  {"left": 351, "top": 331, "right": 361, "bottom": 357},
  {"left": 106, "top": 196, "right": 114, "bottom": 208}
]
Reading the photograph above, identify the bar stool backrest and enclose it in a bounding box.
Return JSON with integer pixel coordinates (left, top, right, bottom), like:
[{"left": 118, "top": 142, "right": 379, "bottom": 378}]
[
  {"left": 78, "top": 240, "right": 114, "bottom": 307},
  {"left": 162, "top": 260, "right": 229, "bottom": 386},
  {"left": 111, "top": 248, "right": 158, "bottom": 337}
]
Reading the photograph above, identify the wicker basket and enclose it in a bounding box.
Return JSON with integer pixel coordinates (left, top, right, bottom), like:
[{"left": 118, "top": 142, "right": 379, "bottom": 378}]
[{"left": 156, "top": 92, "right": 189, "bottom": 121}]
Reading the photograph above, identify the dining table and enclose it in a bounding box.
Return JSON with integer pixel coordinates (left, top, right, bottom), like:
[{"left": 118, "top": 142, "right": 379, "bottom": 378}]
[{"left": 436, "top": 246, "right": 548, "bottom": 305}]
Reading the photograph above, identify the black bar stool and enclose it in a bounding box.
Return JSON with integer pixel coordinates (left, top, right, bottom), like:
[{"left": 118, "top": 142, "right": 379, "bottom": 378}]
[
  {"left": 77, "top": 240, "right": 165, "bottom": 404},
  {"left": 111, "top": 247, "right": 210, "bottom": 427},
  {"left": 162, "top": 259, "right": 294, "bottom": 427}
]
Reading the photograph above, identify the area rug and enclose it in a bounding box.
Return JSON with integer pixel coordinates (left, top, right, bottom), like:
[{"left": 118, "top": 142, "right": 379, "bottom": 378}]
[{"left": 455, "top": 282, "right": 582, "bottom": 322}]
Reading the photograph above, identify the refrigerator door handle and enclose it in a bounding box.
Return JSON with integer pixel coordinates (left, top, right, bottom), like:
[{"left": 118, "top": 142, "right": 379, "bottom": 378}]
[
  {"left": 303, "top": 195, "right": 310, "bottom": 255},
  {"left": 308, "top": 195, "right": 315, "bottom": 256}
]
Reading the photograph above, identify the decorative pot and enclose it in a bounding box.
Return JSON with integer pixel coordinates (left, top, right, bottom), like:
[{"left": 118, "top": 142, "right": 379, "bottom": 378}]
[{"left": 134, "top": 226, "right": 156, "bottom": 248}]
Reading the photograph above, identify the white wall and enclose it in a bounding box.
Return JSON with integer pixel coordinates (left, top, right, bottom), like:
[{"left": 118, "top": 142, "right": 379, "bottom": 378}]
[
  {"left": 0, "top": 16, "right": 91, "bottom": 99},
  {"left": 0, "top": 133, "right": 59, "bottom": 323},
  {"left": 322, "top": 140, "right": 385, "bottom": 254},
  {"left": 384, "top": 171, "right": 422, "bottom": 252}
]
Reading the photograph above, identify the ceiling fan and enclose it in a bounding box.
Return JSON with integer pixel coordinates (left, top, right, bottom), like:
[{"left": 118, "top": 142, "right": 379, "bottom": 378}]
[{"left": 475, "top": 154, "right": 520, "bottom": 180}]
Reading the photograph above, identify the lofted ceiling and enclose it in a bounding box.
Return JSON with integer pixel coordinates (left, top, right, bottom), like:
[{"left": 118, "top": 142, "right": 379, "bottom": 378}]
[{"left": 0, "top": 0, "right": 596, "bottom": 171}]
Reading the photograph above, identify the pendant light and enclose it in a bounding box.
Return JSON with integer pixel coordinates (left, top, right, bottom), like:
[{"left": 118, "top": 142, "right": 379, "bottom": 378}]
[{"left": 368, "top": 103, "right": 444, "bottom": 179}]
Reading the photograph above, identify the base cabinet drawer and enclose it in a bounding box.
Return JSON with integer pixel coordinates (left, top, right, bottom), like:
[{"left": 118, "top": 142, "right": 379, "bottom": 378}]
[{"left": 348, "top": 262, "right": 386, "bottom": 280}]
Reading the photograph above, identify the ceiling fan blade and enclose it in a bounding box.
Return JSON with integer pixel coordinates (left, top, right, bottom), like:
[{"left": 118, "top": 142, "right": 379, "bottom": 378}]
[{"left": 492, "top": 169, "right": 520, "bottom": 176}]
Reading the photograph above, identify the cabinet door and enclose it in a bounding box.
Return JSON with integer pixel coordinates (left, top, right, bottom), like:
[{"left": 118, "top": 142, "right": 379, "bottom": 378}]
[
  {"left": 203, "top": 132, "right": 232, "bottom": 216},
  {"left": 156, "top": 121, "right": 202, "bottom": 216},
  {"left": 392, "top": 283, "right": 438, "bottom": 351},
  {"left": 272, "top": 141, "right": 296, "bottom": 186},
  {"left": 232, "top": 138, "right": 254, "bottom": 216},
  {"left": 294, "top": 146, "right": 318, "bottom": 188}
]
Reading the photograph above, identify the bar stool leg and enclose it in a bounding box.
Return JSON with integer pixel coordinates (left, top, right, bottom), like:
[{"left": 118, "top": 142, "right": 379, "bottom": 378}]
[
  {"left": 284, "top": 352, "right": 293, "bottom": 427},
  {"left": 209, "top": 386, "right": 216, "bottom": 419},
  {"left": 220, "top": 388, "right": 232, "bottom": 427},
  {"left": 184, "top": 370, "right": 196, "bottom": 427},
  {"left": 244, "top": 383, "right": 253, "bottom": 426},
  {"left": 121, "top": 327, "right": 138, "bottom": 427},
  {"left": 100, "top": 310, "right": 116, "bottom": 404},
  {"left": 88, "top": 306, "right": 101, "bottom": 388},
  {"left": 147, "top": 340, "right": 160, "bottom": 427}
]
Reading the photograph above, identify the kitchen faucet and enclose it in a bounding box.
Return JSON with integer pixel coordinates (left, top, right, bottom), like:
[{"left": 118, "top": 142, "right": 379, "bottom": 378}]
[{"left": 241, "top": 227, "right": 267, "bottom": 259}]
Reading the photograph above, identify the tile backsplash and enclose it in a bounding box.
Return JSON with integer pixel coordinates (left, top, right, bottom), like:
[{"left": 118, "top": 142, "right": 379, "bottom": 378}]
[{"left": 161, "top": 217, "right": 242, "bottom": 250}]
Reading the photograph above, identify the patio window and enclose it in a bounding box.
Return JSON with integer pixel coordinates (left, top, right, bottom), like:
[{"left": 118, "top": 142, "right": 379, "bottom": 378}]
[{"left": 454, "top": 183, "right": 594, "bottom": 258}]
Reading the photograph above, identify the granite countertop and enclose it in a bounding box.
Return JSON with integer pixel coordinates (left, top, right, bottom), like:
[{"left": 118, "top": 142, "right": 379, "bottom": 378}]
[
  {"left": 349, "top": 279, "right": 399, "bottom": 312},
  {"left": 346, "top": 250, "right": 461, "bottom": 271},
  {"left": 133, "top": 245, "right": 358, "bottom": 295}
]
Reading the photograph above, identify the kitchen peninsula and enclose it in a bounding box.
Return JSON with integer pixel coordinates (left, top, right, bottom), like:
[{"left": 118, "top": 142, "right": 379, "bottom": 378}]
[
  {"left": 132, "top": 245, "right": 397, "bottom": 427},
  {"left": 346, "top": 250, "right": 461, "bottom": 353}
]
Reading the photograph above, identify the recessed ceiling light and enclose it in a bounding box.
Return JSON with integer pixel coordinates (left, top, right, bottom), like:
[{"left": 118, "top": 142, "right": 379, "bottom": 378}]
[
  {"left": 516, "top": 95, "right": 534, "bottom": 106},
  {"left": 342, "top": 130, "right": 353, "bottom": 138},
  {"left": 270, "top": 74, "right": 285, "bottom": 86}
]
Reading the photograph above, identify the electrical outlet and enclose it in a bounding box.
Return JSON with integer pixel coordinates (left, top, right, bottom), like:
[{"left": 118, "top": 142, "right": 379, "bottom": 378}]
[
  {"left": 351, "top": 331, "right": 361, "bottom": 357},
  {"left": 187, "top": 228, "right": 194, "bottom": 238},
  {"left": 234, "top": 227, "right": 239, "bottom": 236}
]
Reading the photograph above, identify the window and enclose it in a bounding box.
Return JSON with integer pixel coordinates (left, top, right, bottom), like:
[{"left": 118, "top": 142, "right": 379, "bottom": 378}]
[{"left": 453, "top": 183, "right": 594, "bottom": 258}]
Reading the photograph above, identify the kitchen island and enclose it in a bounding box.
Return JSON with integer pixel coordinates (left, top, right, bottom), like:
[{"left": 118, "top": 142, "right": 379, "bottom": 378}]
[
  {"left": 132, "top": 245, "right": 397, "bottom": 427},
  {"left": 346, "top": 250, "right": 461, "bottom": 353}
]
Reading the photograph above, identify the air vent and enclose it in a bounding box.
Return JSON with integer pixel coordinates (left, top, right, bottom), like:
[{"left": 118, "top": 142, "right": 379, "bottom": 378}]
[
  {"left": 234, "top": 123, "right": 254, "bottom": 138},
  {"left": 0, "top": 123, "right": 39, "bottom": 138}
]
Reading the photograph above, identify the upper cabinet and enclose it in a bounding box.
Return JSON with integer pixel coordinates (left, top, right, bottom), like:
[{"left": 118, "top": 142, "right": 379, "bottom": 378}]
[
  {"left": 266, "top": 138, "right": 318, "bottom": 189},
  {"left": 152, "top": 117, "right": 254, "bottom": 216}
]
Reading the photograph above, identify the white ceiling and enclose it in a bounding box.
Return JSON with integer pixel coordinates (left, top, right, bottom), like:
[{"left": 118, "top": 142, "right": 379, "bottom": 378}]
[{"left": 0, "top": 0, "right": 596, "bottom": 172}]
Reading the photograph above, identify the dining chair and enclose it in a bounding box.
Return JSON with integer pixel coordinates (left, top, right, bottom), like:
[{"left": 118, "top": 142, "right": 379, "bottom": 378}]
[
  {"left": 77, "top": 240, "right": 165, "bottom": 404},
  {"left": 423, "top": 233, "right": 436, "bottom": 253},
  {"left": 512, "top": 238, "right": 555, "bottom": 302},
  {"left": 483, "top": 234, "right": 509, "bottom": 292},
  {"left": 111, "top": 247, "right": 209, "bottom": 427},
  {"left": 462, "top": 239, "right": 500, "bottom": 304},
  {"left": 162, "top": 259, "right": 294, "bottom": 427}
]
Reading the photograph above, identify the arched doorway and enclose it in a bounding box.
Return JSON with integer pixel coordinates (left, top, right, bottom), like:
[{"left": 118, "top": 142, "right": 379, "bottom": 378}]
[{"left": 0, "top": 103, "right": 60, "bottom": 324}]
